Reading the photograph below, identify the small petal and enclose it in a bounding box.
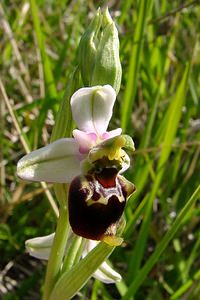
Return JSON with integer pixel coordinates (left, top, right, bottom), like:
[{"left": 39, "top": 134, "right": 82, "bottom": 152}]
[
  {"left": 73, "top": 129, "right": 97, "bottom": 154},
  {"left": 83, "top": 240, "right": 121, "bottom": 283},
  {"left": 102, "top": 128, "right": 122, "bottom": 140},
  {"left": 17, "top": 138, "right": 81, "bottom": 183},
  {"left": 71, "top": 85, "right": 116, "bottom": 134},
  {"left": 25, "top": 233, "right": 55, "bottom": 260}
]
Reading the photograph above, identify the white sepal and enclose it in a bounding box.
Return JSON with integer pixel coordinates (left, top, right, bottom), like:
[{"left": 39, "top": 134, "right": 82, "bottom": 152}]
[
  {"left": 71, "top": 85, "right": 116, "bottom": 135},
  {"left": 25, "top": 233, "right": 55, "bottom": 260},
  {"left": 17, "top": 138, "right": 81, "bottom": 183}
]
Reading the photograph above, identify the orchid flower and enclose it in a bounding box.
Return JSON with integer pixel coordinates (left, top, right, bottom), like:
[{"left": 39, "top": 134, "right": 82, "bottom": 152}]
[
  {"left": 17, "top": 84, "right": 135, "bottom": 285},
  {"left": 17, "top": 85, "right": 135, "bottom": 242},
  {"left": 17, "top": 85, "right": 127, "bottom": 183}
]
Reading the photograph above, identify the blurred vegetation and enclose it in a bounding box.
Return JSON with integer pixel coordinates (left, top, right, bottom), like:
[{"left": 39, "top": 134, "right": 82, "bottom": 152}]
[{"left": 0, "top": 0, "right": 200, "bottom": 299}]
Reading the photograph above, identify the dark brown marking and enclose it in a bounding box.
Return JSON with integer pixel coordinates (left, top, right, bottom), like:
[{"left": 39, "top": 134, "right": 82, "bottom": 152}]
[
  {"left": 95, "top": 168, "right": 118, "bottom": 188},
  {"left": 92, "top": 190, "right": 101, "bottom": 201}
]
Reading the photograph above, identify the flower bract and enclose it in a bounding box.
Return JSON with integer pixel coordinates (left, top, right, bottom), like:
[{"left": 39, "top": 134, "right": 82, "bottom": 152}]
[{"left": 25, "top": 233, "right": 122, "bottom": 284}]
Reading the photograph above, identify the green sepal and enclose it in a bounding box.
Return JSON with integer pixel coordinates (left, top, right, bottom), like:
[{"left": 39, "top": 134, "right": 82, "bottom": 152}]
[{"left": 121, "top": 134, "right": 135, "bottom": 152}]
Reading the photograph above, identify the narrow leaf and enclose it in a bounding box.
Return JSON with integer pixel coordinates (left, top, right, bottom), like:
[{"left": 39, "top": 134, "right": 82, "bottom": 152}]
[
  {"left": 128, "top": 62, "right": 191, "bottom": 279},
  {"left": 50, "top": 242, "right": 115, "bottom": 300},
  {"left": 121, "top": 0, "right": 152, "bottom": 131}
]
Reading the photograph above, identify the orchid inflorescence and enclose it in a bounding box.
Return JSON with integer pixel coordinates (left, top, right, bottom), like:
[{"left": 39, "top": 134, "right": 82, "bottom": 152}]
[{"left": 16, "top": 8, "right": 136, "bottom": 299}]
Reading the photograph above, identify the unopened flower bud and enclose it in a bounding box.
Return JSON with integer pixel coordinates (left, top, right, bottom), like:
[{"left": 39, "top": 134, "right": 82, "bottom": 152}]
[
  {"left": 78, "top": 8, "right": 122, "bottom": 94},
  {"left": 78, "top": 9, "right": 101, "bottom": 86}
]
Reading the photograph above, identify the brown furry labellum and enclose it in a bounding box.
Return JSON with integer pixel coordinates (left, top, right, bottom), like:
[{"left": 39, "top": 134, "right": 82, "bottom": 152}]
[{"left": 68, "top": 167, "right": 136, "bottom": 242}]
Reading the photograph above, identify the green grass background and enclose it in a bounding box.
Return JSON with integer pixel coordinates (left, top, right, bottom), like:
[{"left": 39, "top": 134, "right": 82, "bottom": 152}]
[{"left": 0, "top": 0, "right": 200, "bottom": 299}]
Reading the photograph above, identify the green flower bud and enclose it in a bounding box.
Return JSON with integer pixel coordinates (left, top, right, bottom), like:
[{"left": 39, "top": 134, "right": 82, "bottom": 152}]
[
  {"left": 78, "top": 8, "right": 122, "bottom": 94},
  {"left": 78, "top": 8, "right": 101, "bottom": 86}
]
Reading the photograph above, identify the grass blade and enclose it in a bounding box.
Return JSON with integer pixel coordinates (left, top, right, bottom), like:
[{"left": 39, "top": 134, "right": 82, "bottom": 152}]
[
  {"left": 121, "top": 0, "right": 153, "bottom": 131},
  {"left": 30, "top": 0, "right": 57, "bottom": 99},
  {"left": 128, "top": 62, "right": 191, "bottom": 280},
  {"left": 122, "top": 184, "right": 200, "bottom": 299}
]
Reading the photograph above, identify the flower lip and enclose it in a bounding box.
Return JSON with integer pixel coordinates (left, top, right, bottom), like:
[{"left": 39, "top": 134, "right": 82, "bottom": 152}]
[
  {"left": 68, "top": 166, "right": 135, "bottom": 242},
  {"left": 69, "top": 179, "right": 126, "bottom": 240},
  {"left": 94, "top": 167, "right": 118, "bottom": 188}
]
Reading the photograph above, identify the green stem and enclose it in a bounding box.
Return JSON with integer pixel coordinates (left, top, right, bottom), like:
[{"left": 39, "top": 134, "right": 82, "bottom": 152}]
[
  {"left": 73, "top": 239, "right": 87, "bottom": 265},
  {"left": 62, "top": 235, "right": 83, "bottom": 273},
  {"left": 43, "top": 184, "right": 70, "bottom": 300}
]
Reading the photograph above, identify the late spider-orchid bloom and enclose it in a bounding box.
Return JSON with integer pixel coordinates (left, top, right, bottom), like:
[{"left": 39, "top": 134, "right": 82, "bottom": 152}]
[
  {"left": 17, "top": 85, "right": 135, "bottom": 244},
  {"left": 17, "top": 84, "right": 136, "bottom": 285},
  {"left": 17, "top": 85, "right": 123, "bottom": 183}
]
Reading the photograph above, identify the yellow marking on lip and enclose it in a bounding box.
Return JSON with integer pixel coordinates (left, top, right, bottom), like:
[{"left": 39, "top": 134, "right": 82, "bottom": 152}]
[{"left": 102, "top": 236, "right": 123, "bottom": 246}]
